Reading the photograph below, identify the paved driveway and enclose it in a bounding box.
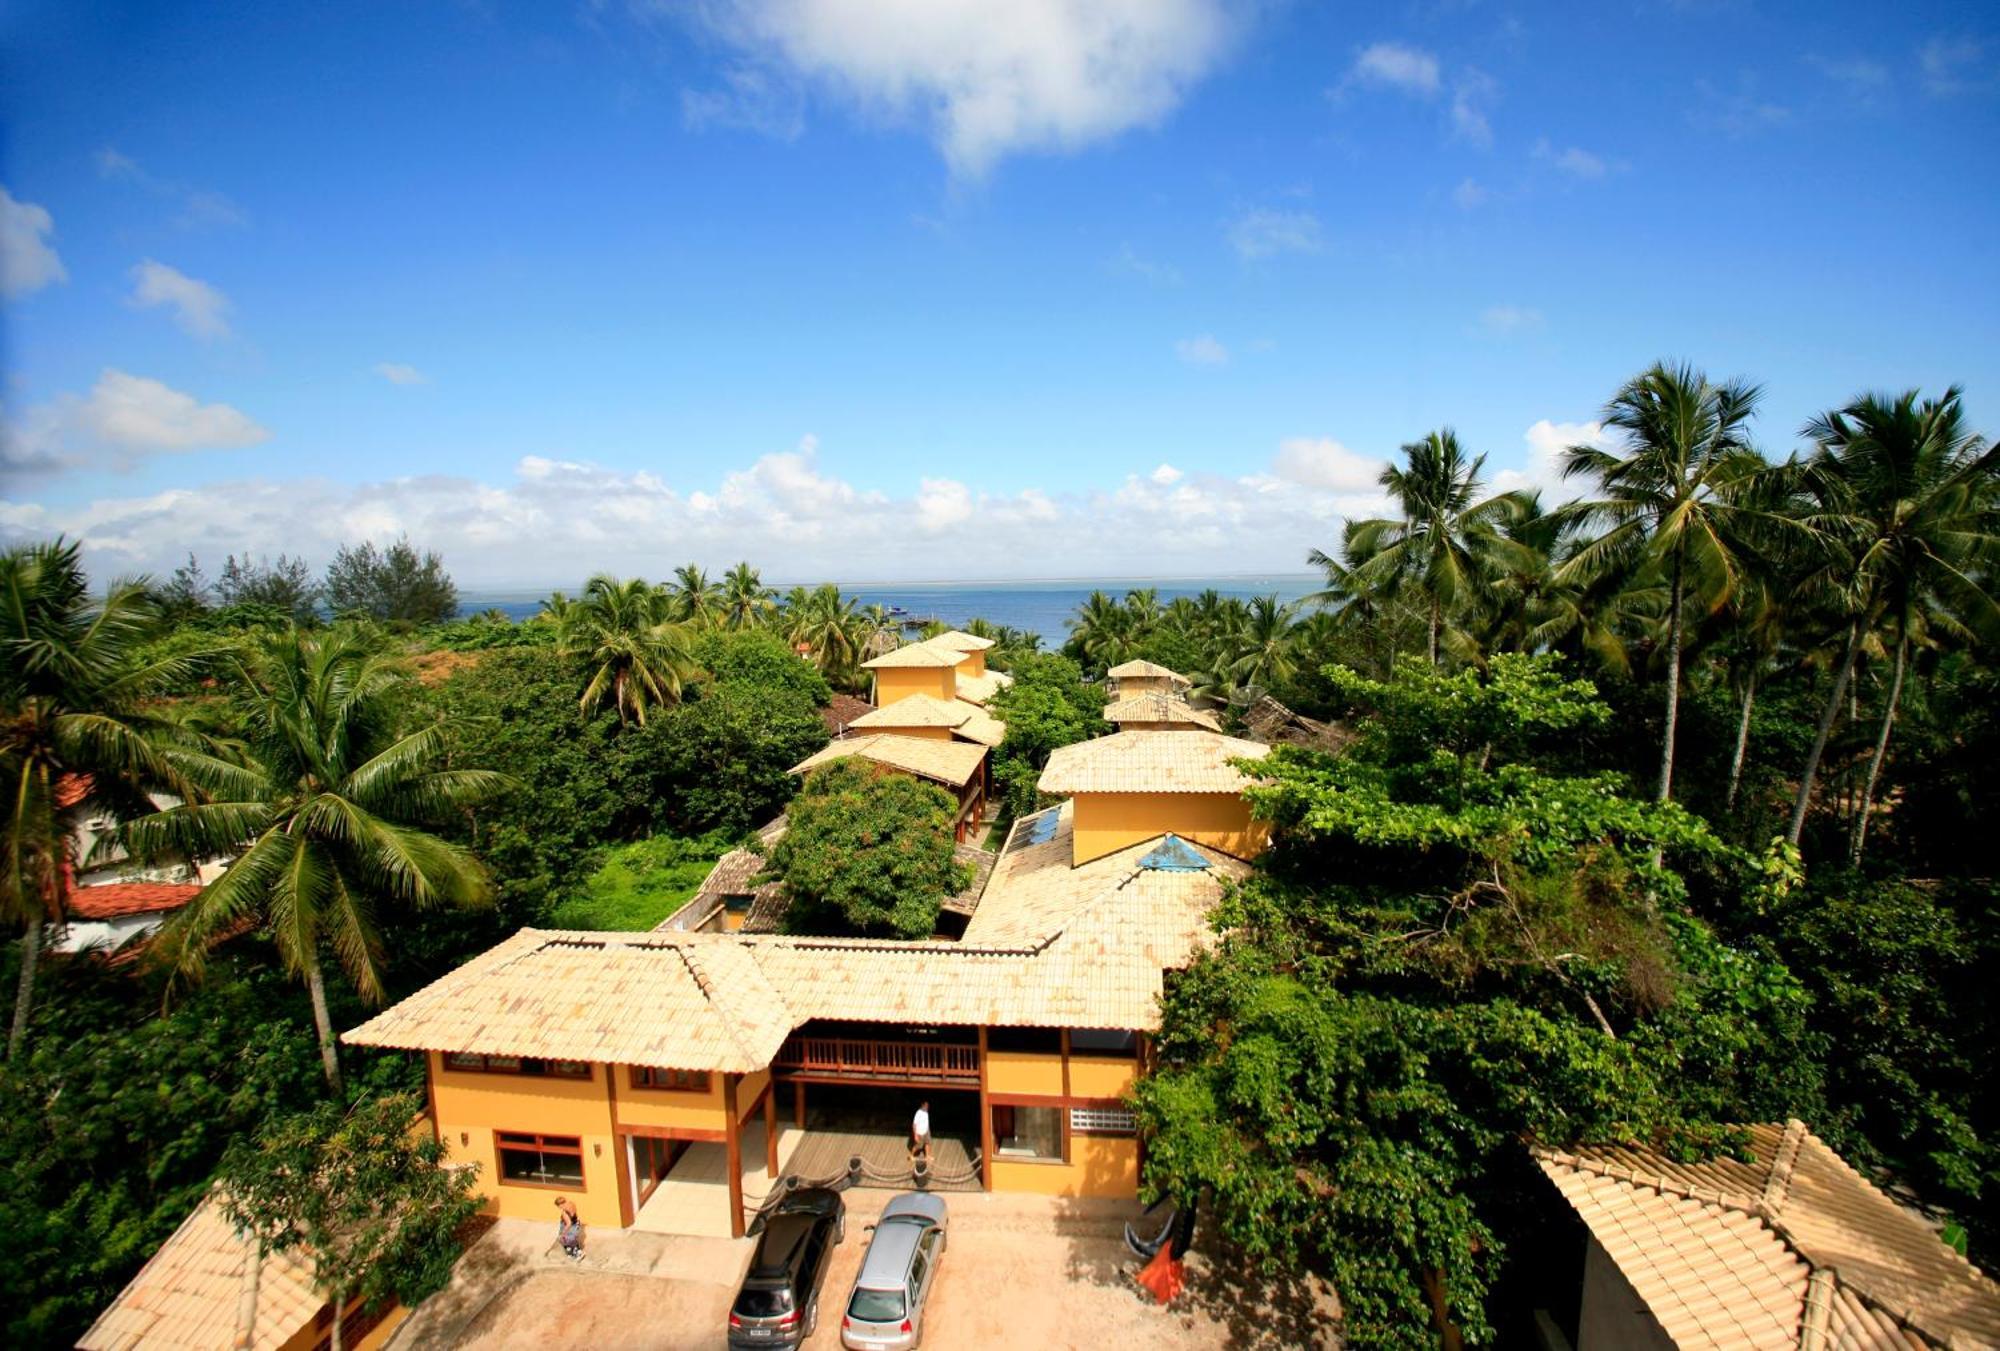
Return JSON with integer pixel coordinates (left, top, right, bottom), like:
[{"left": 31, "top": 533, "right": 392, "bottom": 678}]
[{"left": 416, "top": 1191, "right": 1337, "bottom": 1350}]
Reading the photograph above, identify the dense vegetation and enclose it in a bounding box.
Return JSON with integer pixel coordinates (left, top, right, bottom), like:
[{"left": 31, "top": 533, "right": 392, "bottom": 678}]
[{"left": 1, "top": 362, "right": 1993, "bottom": 1348}]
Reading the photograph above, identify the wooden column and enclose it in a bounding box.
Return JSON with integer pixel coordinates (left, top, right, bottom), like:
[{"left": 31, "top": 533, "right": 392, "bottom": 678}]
[
  {"left": 606, "top": 1066, "right": 634, "bottom": 1229},
  {"left": 764, "top": 1085, "right": 779, "bottom": 1178},
  {"left": 976, "top": 1027, "right": 994, "bottom": 1192},
  {"left": 725, "top": 1074, "right": 745, "bottom": 1239},
  {"left": 793, "top": 1080, "right": 805, "bottom": 1129}
]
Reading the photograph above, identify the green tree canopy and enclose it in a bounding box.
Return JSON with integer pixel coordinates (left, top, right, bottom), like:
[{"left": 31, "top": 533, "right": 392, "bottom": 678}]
[
  {"left": 323, "top": 538, "right": 458, "bottom": 625},
  {"left": 767, "top": 759, "right": 970, "bottom": 939},
  {"left": 987, "top": 652, "right": 1107, "bottom": 823}
]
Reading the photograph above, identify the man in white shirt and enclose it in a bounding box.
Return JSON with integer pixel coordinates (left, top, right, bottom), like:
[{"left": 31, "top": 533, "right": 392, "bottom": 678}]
[{"left": 911, "top": 1101, "right": 932, "bottom": 1163}]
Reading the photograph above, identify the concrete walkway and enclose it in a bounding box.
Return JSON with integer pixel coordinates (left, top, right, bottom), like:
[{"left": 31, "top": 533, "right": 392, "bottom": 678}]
[{"left": 632, "top": 1121, "right": 803, "bottom": 1238}]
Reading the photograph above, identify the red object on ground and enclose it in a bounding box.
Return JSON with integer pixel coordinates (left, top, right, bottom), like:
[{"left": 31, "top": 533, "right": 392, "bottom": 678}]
[{"left": 1136, "top": 1245, "right": 1185, "bottom": 1305}]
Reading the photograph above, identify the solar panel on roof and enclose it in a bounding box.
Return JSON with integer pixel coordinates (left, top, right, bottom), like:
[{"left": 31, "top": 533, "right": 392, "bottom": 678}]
[
  {"left": 1023, "top": 809, "right": 1062, "bottom": 845},
  {"left": 1138, "top": 835, "right": 1209, "bottom": 872}
]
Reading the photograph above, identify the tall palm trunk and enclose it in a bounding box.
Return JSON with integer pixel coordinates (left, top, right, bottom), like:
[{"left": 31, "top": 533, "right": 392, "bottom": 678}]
[
  {"left": 1848, "top": 632, "right": 1909, "bottom": 866},
  {"left": 1786, "top": 619, "right": 1864, "bottom": 847},
  {"left": 9, "top": 916, "right": 42, "bottom": 1060},
  {"left": 1724, "top": 665, "right": 1757, "bottom": 811},
  {"left": 1656, "top": 551, "right": 1685, "bottom": 803},
  {"left": 1427, "top": 598, "right": 1440, "bottom": 667},
  {"left": 304, "top": 949, "right": 344, "bottom": 1094}
]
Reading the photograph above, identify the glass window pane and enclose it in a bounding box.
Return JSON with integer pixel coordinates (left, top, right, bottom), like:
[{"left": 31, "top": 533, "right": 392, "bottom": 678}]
[{"left": 994, "top": 1106, "right": 1063, "bottom": 1160}]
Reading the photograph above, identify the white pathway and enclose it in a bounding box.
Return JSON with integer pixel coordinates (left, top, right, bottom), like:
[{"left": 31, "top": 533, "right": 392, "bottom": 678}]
[{"left": 631, "top": 1122, "right": 803, "bottom": 1238}]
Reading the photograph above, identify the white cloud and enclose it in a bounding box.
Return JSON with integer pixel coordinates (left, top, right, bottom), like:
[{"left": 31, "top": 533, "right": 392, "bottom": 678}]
[
  {"left": 1108, "top": 242, "right": 1181, "bottom": 285},
  {"left": 1349, "top": 42, "right": 1440, "bottom": 96},
  {"left": 95, "top": 147, "right": 247, "bottom": 229},
  {"left": 1919, "top": 36, "right": 1986, "bottom": 96},
  {"left": 1490, "top": 418, "right": 1613, "bottom": 502},
  {"left": 677, "top": 0, "right": 1237, "bottom": 177},
  {"left": 1, "top": 187, "right": 67, "bottom": 298},
  {"left": 1533, "top": 138, "right": 1609, "bottom": 178},
  {"left": 4, "top": 370, "right": 269, "bottom": 472},
  {"left": 1452, "top": 177, "right": 1489, "bottom": 209},
  {"left": 1690, "top": 77, "right": 1791, "bottom": 136},
  {"left": 374, "top": 362, "right": 430, "bottom": 386},
  {"left": 1806, "top": 53, "right": 1890, "bottom": 100},
  {"left": 128, "top": 260, "right": 232, "bottom": 338},
  {"left": 1477, "top": 305, "right": 1544, "bottom": 336},
  {"left": 1174, "top": 334, "right": 1229, "bottom": 366},
  {"left": 1228, "top": 207, "right": 1322, "bottom": 260},
  {"left": 1270, "top": 436, "right": 1384, "bottom": 493},
  {"left": 3, "top": 435, "right": 1401, "bottom": 584},
  {"left": 681, "top": 64, "right": 807, "bottom": 138},
  {"left": 1450, "top": 69, "right": 1498, "bottom": 147}
]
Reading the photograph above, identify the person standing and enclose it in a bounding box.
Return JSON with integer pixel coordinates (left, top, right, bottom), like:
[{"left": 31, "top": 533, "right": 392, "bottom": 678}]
[{"left": 910, "top": 1101, "right": 932, "bottom": 1163}]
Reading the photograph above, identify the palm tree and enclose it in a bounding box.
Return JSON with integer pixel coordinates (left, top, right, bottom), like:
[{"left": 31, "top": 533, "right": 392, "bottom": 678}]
[
  {"left": 1557, "top": 364, "right": 1766, "bottom": 803},
  {"left": 0, "top": 539, "right": 195, "bottom": 1058},
  {"left": 669, "top": 564, "right": 722, "bottom": 629},
  {"left": 719, "top": 562, "right": 776, "bottom": 631},
  {"left": 793, "top": 585, "right": 864, "bottom": 685},
  {"left": 127, "top": 627, "right": 506, "bottom": 1092},
  {"left": 1066, "top": 591, "right": 1137, "bottom": 672},
  {"left": 1784, "top": 388, "right": 1998, "bottom": 855},
  {"left": 558, "top": 575, "right": 699, "bottom": 725},
  {"left": 1346, "top": 429, "right": 1533, "bottom": 668},
  {"left": 1227, "top": 596, "right": 1300, "bottom": 695}
]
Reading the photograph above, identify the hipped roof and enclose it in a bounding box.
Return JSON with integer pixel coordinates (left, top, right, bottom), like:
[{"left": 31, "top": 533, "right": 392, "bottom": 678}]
[
  {"left": 848, "top": 693, "right": 972, "bottom": 730},
  {"left": 789, "top": 733, "right": 987, "bottom": 789},
  {"left": 1039, "top": 729, "right": 1269, "bottom": 795},
  {"left": 862, "top": 643, "right": 962, "bottom": 670},
  {"left": 1101, "top": 691, "right": 1223, "bottom": 731},
  {"left": 1106, "top": 660, "right": 1191, "bottom": 685}
]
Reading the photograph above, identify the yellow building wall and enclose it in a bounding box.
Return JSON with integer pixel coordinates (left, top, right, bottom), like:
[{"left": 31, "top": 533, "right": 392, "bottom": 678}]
[
  {"left": 987, "top": 1051, "right": 1064, "bottom": 1097},
  {"left": 864, "top": 723, "right": 955, "bottom": 740},
  {"left": 1110, "top": 676, "right": 1182, "bottom": 699},
  {"left": 273, "top": 1303, "right": 410, "bottom": 1351},
  {"left": 874, "top": 667, "right": 956, "bottom": 705},
  {"left": 1070, "top": 792, "right": 1268, "bottom": 865},
  {"left": 429, "top": 1053, "right": 623, "bottom": 1229},
  {"left": 955, "top": 650, "right": 986, "bottom": 677},
  {"left": 991, "top": 1137, "right": 1139, "bottom": 1198},
  {"left": 613, "top": 1069, "right": 731, "bottom": 1133},
  {"left": 1067, "top": 1056, "right": 1138, "bottom": 1100},
  {"left": 736, "top": 1068, "right": 772, "bottom": 1119}
]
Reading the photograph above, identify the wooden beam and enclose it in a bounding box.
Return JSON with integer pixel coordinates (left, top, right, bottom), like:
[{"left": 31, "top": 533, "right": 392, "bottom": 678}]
[
  {"left": 606, "top": 1066, "right": 634, "bottom": 1229},
  {"left": 793, "top": 1079, "right": 805, "bottom": 1130},
  {"left": 725, "top": 1074, "right": 744, "bottom": 1239},
  {"left": 765, "top": 1085, "right": 779, "bottom": 1178},
  {"left": 977, "top": 1026, "right": 994, "bottom": 1192},
  {"left": 1060, "top": 1029, "right": 1071, "bottom": 1100}
]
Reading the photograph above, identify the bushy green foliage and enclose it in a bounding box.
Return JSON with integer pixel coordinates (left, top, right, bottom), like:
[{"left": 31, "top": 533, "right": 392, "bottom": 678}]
[
  {"left": 323, "top": 538, "right": 458, "bottom": 625},
  {"left": 986, "top": 653, "right": 1106, "bottom": 823},
  {"left": 218, "top": 1090, "right": 482, "bottom": 1321},
  {"left": 693, "top": 629, "right": 833, "bottom": 706},
  {"left": 0, "top": 956, "right": 375, "bottom": 1348},
  {"left": 425, "top": 615, "right": 556, "bottom": 651},
  {"left": 768, "top": 760, "right": 970, "bottom": 938},
  {"left": 547, "top": 832, "right": 735, "bottom": 930},
  {"left": 1138, "top": 655, "right": 1820, "bottom": 1348}
]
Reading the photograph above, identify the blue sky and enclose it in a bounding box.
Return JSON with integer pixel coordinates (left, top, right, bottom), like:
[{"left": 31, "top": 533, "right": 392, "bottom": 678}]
[{"left": 2, "top": 0, "right": 1996, "bottom": 585}]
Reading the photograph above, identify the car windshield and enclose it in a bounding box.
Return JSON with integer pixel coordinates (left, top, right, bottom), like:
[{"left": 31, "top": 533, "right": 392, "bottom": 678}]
[
  {"left": 847, "top": 1287, "right": 906, "bottom": 1323},
  {"left": 733, "top": 1286, "right": 793, "bottom": 1318}
]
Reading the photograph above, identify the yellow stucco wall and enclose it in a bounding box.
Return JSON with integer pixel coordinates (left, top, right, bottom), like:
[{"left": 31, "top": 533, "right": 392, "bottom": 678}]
[
  {"left": 273, "top": 1301, "right": 408, "bottom": 1351},
  {"left": 429, "top": 1053, "right": 622, "bottom": 1229},
  {"left": 1066, "top": 1056, "right": 1138, "bottom": 1100},
  {"left": 1110, "top": 676, "right": 1182, "bottom": 699},
  {"left": 992, "top": 1136, "right": 1139, "bottom": 1198},
  {"left": 987, "top": 1050, "right": 1064, "bottom": 1097},
  {"left": 955, "top": 650, "right": 986, "bottom": 677},
  {"left": 874, "top": 667, "right": 956, "bottom": 705},
  {"left": 736, "top": 1068, "right": 772, "bottom": 1119},
  {"left": 613, "top": 1069, "right": 731, "bottom": 1133},
  {"left": 1070, "top": 792, "right": 1268, "bottom": 865}
]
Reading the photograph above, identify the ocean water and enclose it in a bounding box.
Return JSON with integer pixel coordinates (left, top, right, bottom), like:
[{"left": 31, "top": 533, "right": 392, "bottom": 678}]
[{"left": 457, "top": 575, "right": 1325, "bottom": 642}]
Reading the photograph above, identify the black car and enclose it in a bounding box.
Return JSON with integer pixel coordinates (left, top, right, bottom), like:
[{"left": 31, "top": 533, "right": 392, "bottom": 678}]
[{"left": 728, "top": 1187, "right": 847, "bottom": 1347}]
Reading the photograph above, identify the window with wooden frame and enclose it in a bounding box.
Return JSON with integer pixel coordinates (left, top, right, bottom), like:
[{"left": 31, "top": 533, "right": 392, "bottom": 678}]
[
  {"left": 495, "top": 1131, "right": 584, "bottom": 1187},
  {"left": 631, "top": 1066, "right": 711, "bottom": 1093},
  {"left": 443, "top": 1052, "right": 590, "bottom": 1079}
]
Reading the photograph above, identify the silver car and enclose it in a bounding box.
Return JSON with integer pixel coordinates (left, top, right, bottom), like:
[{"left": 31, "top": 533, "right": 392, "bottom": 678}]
[{"left": 840, "top": 1192, "right": 948, "bottom": 1349}]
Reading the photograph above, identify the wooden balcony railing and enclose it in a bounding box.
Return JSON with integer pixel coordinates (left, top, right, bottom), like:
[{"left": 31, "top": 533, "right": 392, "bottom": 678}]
[{"left": 776, "top": 1035, "right": 980, "bottom": 1082}]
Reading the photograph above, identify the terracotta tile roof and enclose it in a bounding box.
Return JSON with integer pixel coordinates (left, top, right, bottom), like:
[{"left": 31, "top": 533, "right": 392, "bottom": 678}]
[
  {"left": 939, "top": 841, "right": 1000, "bottom": 918},
  {"left": 862, "top": 643, "right": 963, "bottom": 670},
  {"left": 1106, "top": 660, "right": 1191, "bottom": 685},
  {"left": 1039, "top": 730, "right": 1270, "bottom": 795},
  {"left": 79, "top": 1192, "right": 321, "bottom": 1351},
  {"left": 1534, "top": 1121, "right": 2000, "bottom": 1349},
  {"left": 962, "top": 801, "right": 1248, "bottom": 946},
  {"left": 951, "top": 707, "right": 1008, "bottom": 747},
  {"left": 56, "top": 773, "right": 94, "bottom": 809},
  {"left": 848, "top": 694, "right": 972, "bottom": 730},
  {"left": 822, "top": 694, "right": 876, "bottom": 735},
  {"left": 789, "top": 734, "right": 988, "bottom": 789},
  {"left": 67, "top": 880, "right": 202, "bottom": 920},
  {"left": 1102, "top": 691, "right": 1223, "bottom": 731},
  {"left": 921, "top": 629, "right": 996, "bottom": 652},
  {"left": 952, "top": 669, "right": 1012, "bottom": 705}
]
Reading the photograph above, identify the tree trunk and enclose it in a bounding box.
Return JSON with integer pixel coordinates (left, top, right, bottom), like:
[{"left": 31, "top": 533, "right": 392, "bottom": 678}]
[
  {"left": 1786, "top": 620, "right": 1864, "bottom": 848},
  {"left": 1724, "top": 666, "right": 1757, "bottom": 811},
  {"left": 305, "top": 950, "right": 344, "bottom": 1095},
  {"left": 1656, "top": 552, "right": 1685, "bottom": 804},
  {"left": 8, "top": 918, "right": 43, "bottom": 1061},
  {"left": 233, "top": 1240, "right": 264, "bottom": 1350},
  {"left": 1848, "top": 633, "right": 1908, "bottom": 866},
  {"left": 330, "top": 1286, "right": 347, "bottom": 1351},
  {"left": 1427, "top": 598, "right": 1440, "bottom": 667}
]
